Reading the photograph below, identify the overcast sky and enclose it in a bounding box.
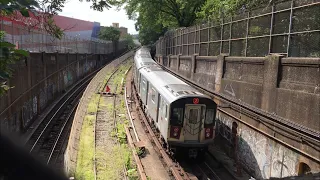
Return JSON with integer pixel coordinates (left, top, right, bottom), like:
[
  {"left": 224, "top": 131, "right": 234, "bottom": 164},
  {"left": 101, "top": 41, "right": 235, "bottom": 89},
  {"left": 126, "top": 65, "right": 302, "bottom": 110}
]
[{"left": 59, "top": 0, "right": 138, "bottom": 34}]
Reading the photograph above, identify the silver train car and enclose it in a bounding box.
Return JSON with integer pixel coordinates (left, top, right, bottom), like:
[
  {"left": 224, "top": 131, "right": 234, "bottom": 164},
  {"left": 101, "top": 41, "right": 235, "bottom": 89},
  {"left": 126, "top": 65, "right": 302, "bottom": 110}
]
[{"left": 133, "top": 47, "right": 217, "bottom": 158}]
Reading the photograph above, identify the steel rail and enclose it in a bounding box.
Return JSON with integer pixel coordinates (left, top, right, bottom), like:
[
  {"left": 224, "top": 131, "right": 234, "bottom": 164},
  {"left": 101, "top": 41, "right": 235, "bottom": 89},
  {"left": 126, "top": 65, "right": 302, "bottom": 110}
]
[
  {"left": 125, "top": 126, "right": 148, "bottom": 180},
  {"left": 0, "top": 53, "right": 97, "bottom": 117},
  {"left": 203, "top": 162, "right": 222, "bottom": 180},
  {"left": 46, "top": 102, "right": 78, "bottom": 164},
  {"left": 48, "top": 110, "right": 75, "bottom": 165},
  {"left": 0, "top": 48, "right": 134, "bottom": 118},
  {"left": 29, "top": 75, "right": 93, "bottom": 153},
  {"left": 93, "top": 54, "right": 133, "bottom": 180},
  {"left": 131, "top": 82, "right": 191, "bottom": 180},
  {"left": 124, "top": 87, "right": 139, "bottom": 142},
  {"left": 123, "top": 66, "right": 148, "bottom": 180}
]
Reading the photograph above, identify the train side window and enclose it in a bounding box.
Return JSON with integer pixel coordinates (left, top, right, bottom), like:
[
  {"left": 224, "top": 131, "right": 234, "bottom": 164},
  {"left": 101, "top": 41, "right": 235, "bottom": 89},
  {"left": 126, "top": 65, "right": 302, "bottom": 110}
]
[
  {"left": 205, "top": 109, "right": 215, "bottom": 125},
  {"left": 142, "top": 79, "right": 146, "bottom": 91},
  {"left": 165, "top": 104, "right": 168, "bottom": 120},
  {"left": 162, "top": 100, "right": 166, "bottom": 116},
  {"left": 151, "top": 88, "right": 156, "bottom": 103}
]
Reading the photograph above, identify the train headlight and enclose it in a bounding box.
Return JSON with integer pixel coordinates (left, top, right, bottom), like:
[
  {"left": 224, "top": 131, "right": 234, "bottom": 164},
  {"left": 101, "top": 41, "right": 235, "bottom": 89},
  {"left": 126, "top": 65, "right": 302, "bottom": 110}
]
[
  {"left": 205, "top": 127, "right": 213, "bottom": 139},
  {"left": 206, "top": 132, "right": 210, "bottom": 137},
  {"left": 170, "top": 126, "right": 181, "bottom": 139},
  {"left": 173, "top": 127, "right": 179, "bottom": 136}
]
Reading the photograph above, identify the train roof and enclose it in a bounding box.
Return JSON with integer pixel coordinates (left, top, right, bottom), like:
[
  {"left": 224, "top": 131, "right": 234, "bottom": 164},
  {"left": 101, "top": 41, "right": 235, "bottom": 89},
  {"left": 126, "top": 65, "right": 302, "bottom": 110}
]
[
  {"left": 135, "top": 47, "right": 210, "bottom": 103},
  {"left": 134, "top": 48, "right": 159, "bottom": 70},
  {"left": 139, "top": 66, "right": 209, "bottom": 103}
]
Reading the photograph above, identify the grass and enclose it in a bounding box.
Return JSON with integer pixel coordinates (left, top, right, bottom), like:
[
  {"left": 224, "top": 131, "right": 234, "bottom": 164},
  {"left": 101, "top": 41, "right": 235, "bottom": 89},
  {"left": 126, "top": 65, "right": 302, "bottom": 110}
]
[
  {"left": 96, "top": 145, "right": 132, "bottom": 180},
  {"left": 87, "top": 94, "right": 100, "bottom": 114},
  {"left": 75, "top": 115, "right": 96, "bottom": 180},
  {"left": 75, "top": 93, "right": 100, "bottom": 180},
  {"left": 112, "top": 60, "right": 132, "bottom": 95},
  {"left": 75, "top": 59, "right": 135, "bottom": 180}
]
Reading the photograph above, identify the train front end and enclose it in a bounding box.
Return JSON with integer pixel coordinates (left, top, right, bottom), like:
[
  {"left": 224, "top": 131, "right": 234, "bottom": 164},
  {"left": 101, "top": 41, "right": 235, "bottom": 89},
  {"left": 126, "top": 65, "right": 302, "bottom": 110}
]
[{"left": 167, "top": 95, "right": 217, "bottom": 158}]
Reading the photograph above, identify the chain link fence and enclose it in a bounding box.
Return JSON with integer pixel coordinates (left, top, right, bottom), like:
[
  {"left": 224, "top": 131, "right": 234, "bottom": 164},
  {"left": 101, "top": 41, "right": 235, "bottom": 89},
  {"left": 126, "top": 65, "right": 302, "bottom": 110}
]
[
  {"left": 156, "top": 0, "right": 320, "bottom": 57},
  {"left": 0, "top": 17, "right": 125, "bottom": 54}
]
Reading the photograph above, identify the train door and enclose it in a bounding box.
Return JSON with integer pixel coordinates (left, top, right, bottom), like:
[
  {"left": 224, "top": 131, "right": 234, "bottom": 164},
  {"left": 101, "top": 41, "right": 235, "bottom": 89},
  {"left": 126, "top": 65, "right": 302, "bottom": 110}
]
[
  {"left": 136, "top": 69, "right": 140, "bottom": 91},
  {"left": 157, "top": 94, "right": 162, "bottom": 123},
  {"left": 184, "top": 105, "right": 202, "bottom": 141}
]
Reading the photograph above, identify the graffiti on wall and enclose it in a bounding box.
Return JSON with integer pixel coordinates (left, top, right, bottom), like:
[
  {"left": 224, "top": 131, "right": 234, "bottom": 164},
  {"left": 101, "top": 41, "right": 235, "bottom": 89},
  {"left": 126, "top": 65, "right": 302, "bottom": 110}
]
[
  {"left": 216, "top": 111, "right": 300, "bottom": 179},
  {"left": 83, "top": 60, "right": 95, "bottom": 74},
  {"left": 2, "top": 54, "right": 102, "bottom": 133},
  {"left": 224, "top": 83, "right": 236, "bottom": 97},
  {"left": 63, "top": 70, "right": 73, "bottom": 88},
  {"left": 22, "top": 97, "right": 36, "bottom": 129}
]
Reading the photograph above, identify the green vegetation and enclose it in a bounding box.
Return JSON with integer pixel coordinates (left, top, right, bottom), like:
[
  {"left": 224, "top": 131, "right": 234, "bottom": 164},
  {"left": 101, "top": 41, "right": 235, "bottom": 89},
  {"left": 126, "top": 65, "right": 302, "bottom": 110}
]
[
  {"left": 111, "top": 0, "right": 271, "bottom": 45},
  {"left": 75, "top": 115, "right": 96, "bottom": 180},
  {"left": 87, "top": 94, "right": 100, "bottom": 114},
  {"left": 0, "top": 31, "right": 29, "bottom": 96},
  {"left": 135, "top": 147, "right": 144, "bottom": 157},
  {"left": 123, "top": 34, "right": 135, "bottom": 50},
  {"left": 110, "top": 62, "right": 138, "bottom": 180},
  {"left": 96, "top": 145, "right": 131, "bottom": 180},
  {"left": 99, "top": 26, "right": 121, "bottom": 53},
  {"left": 99, "top": 26, "right": 121, "bottom": 42},
  {"left": 115, "top": 98, "right": 138, "bottom": 180},
  {"left": 75, "top": 58, "right": 135, "bottom": 180},
  {"left": 75, "top": 90, "right": 100, "bottom": 179},
  {"left": 197, "top": 0, "right": 270, "bottom": 20}
]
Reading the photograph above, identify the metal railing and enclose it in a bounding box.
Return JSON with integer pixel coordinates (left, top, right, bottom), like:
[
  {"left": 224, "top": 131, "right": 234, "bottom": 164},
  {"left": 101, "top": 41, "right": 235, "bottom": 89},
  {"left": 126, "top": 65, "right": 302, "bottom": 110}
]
[{"left": 156, "top": 0, "right": 320, "bottom": 57}]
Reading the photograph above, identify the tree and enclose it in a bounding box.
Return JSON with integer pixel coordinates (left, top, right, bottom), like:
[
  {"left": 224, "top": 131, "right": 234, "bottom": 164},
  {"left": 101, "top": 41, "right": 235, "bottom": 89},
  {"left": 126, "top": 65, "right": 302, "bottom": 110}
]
[
  {"left": 123, "top": 34, "right": 135, "bottom": 50},
  {"left": 111, "top": 0, "right": 206, "bottom": 45},
  {"left": 99, "top": 26, "right": 121, "bottom": 53},
  {"left": 197, "top": 0, "right": 270, "bottom": 20},
  {"left": 99, "top": 26, "right": 121, "bottom": 42},
  {"left": 0, "top": 31, "right": 29, "bottom": 96},
  {"left": 116, "top": 0, "right": 206, "bottom": 28},
  {"left": 133, "top": 2, "right": 167, "bottom": 45}
]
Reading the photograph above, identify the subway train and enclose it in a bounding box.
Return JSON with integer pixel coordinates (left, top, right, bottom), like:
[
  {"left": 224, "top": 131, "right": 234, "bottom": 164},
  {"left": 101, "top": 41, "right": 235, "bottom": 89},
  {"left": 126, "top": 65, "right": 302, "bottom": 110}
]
[{"left": 133, "top": 47, "right": 217, "bottom": 158}]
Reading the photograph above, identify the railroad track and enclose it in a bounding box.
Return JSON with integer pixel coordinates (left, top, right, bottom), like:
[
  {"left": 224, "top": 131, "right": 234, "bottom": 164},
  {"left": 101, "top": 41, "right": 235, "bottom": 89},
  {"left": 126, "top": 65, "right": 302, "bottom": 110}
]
[
  {"left": 25, "top": 71, "right": 95, "bottom": 168},
  {"left": 94, "top": 58, "right": 132, "bottom": 180},
  {"left": 125, "top": 67, "right": 234, "bottom": 180},
  {"left": 24, "top": 51, "right": 133, "bottom": 168},
  {"left": 194, "top": 162, "right": 221, "bottom": 180},
  {"left": 129, "top": 79, "right": 192, "bottom": 180}
]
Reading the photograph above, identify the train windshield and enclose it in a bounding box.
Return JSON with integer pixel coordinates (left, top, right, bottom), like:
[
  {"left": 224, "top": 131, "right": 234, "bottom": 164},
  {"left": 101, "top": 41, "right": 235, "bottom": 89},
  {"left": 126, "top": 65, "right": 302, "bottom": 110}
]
[
  {"left": 171, "top": 108, "right": 183, "bottom": 126},
  {"left": 205, "top": 109, "right": 215, "bottom": 125}
]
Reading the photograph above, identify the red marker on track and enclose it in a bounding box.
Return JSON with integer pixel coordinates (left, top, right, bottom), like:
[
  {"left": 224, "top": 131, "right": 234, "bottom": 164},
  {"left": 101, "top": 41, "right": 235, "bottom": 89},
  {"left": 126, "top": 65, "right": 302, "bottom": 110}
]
[{"left": 106, "top": 85, "right": 110, "bottom": 93}]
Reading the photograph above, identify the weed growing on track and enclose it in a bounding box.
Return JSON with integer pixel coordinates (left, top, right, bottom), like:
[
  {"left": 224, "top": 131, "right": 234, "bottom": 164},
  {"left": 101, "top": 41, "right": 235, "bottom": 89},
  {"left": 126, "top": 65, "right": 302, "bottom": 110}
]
[
  {"left": 76, "top": 60, "right": 135, "bottom": 180},
  {"left": 75, "top": 93, "right": 100, "bottom": 180},
  {"left": 96, "top": 144, "right": 132, "bottom": 180},
  {"left": 75, "top": 115, "right": 95, "bottom": 180}
]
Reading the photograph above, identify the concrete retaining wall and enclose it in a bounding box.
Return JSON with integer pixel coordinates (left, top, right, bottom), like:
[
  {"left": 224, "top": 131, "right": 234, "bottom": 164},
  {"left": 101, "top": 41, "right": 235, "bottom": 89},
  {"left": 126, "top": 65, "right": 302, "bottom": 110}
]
[
  {"left": 156, "top": 54, "right": 320, "bottom": 178},
  {"left": 0, "top": 50, "right": 126, "bottom": 134}
]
